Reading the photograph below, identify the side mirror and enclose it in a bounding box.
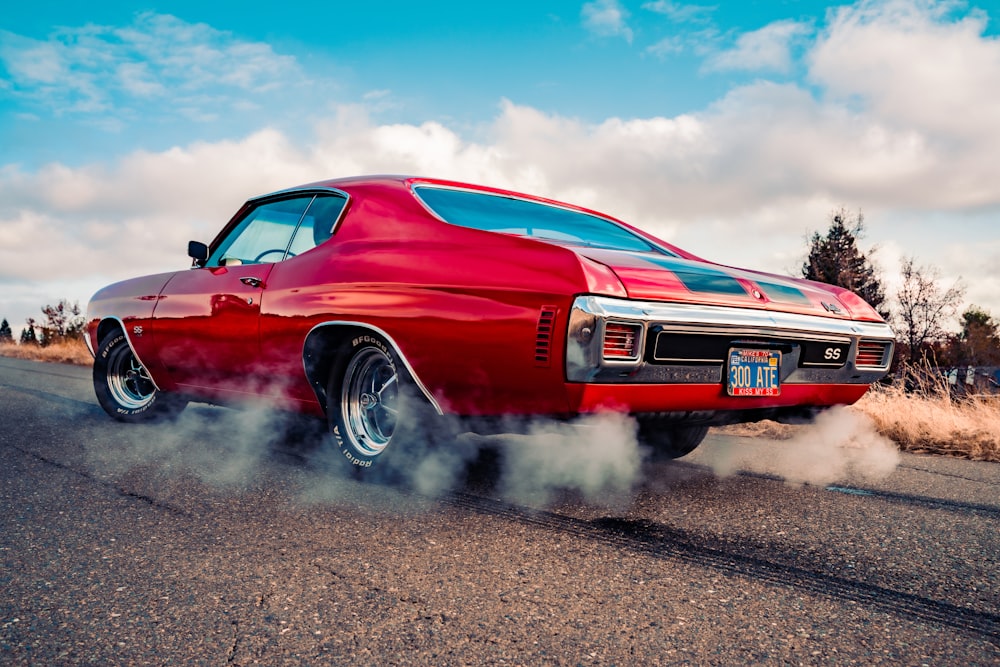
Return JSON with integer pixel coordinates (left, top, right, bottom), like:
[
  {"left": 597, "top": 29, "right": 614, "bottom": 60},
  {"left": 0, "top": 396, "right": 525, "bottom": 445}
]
[{"left": 188, "top": 240, "right": 209, "bottom": 267}]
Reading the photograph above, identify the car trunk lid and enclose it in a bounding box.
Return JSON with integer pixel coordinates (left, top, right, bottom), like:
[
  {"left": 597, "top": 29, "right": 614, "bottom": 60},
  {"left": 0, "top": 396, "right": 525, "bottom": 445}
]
[{"left": 577, "top": 248, "right": 855, "bottom": 319}]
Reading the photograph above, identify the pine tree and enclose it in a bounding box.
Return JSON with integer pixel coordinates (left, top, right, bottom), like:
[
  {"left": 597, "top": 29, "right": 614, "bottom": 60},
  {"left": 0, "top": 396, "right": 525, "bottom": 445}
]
[
  {"left": 19, "top": 317, "right": 39, "bottom": 346},
  {"left": 802, "top": 209, "right": 889, "bottom": 319},
  {"left": 0, "top": 318, "right": 12, "bottom": 345},
  {"left": 957, "top": 306, "right": 1000, "bottom": 366}
]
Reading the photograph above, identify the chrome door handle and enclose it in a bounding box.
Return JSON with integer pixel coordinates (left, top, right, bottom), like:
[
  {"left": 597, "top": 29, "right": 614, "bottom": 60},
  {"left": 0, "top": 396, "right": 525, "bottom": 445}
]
[{"left": 239, "top": 276, "right": 263, "bottom": 288}]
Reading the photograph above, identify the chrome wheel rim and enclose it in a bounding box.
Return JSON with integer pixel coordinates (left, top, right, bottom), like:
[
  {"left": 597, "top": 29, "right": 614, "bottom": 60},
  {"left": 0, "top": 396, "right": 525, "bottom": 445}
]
[
  {"left": 342, "top": 348, "right": 398, "bottom": 457},
  {"left": 106, "top": 343, "right": 156, "bottom": 410}
]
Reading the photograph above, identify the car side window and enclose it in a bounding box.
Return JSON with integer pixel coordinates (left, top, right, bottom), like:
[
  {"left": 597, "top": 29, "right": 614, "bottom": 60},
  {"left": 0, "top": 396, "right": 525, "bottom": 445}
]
[
  {"left": 286, "top": 194, "right": 348, "bottom": 256},
  {"left": 208, "top": 197, "right": 312, "bottom": 267}
]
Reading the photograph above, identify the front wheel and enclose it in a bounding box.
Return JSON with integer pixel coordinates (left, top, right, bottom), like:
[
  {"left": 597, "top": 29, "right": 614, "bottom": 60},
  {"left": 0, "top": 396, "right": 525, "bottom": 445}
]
[
  {"left": 638, "top": 419, "right": 709, "bottom": 460},
  {"left": 93, "top": 331, "right": 186, "bottom": 422}
]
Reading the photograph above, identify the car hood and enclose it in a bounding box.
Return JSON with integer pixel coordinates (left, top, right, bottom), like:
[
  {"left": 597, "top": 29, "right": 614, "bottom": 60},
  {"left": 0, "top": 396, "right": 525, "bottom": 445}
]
[{"left": 577, "top": 248, "right": 875, "bottom": 321}]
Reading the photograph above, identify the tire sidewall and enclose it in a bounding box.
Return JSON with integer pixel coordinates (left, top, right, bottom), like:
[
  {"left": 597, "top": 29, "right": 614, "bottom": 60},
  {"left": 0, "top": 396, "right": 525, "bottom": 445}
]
[
  {"left": 93, "top": 332, "right": 164, "bottom": 421},
  {"left": 329, "top": 333, "right": 402, "bottom": 468}
]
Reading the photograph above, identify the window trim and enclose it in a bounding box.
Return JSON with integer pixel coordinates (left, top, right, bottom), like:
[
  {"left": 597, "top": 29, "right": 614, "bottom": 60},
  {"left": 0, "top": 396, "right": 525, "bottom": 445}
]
[
  {"left": 205, "top": 187, "right": 350, "bottom": 267},
  {"left": 409, "top": 183, "right": 676, "bottom": 256}
]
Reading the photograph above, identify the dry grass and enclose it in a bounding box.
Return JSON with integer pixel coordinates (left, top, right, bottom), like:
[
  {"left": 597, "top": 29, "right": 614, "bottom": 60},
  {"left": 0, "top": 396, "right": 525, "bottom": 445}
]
[
  {"left": 718, "top": 383, "right": 1000, "bottom": 463},
  {"left": 0, "top": 339, "right": 93, "bottom": 366},
  {"left": 854, "top": 385, "right": 1000, "bottom": 462}
]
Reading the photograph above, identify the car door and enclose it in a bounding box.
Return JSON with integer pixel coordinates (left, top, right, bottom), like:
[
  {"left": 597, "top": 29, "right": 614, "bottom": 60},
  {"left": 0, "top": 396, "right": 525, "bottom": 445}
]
[
  {"left": 253, "top": 193, "right": 349, "bottom": 402},
  {"left": 151, "top": 195, "right": 314, "bottom": 393}
]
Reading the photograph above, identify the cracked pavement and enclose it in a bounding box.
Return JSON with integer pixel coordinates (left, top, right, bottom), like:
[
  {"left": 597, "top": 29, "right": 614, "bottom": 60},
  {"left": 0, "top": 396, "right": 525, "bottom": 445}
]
[{"left": 2, "top": 357, "right": 999, "bottom": 665}]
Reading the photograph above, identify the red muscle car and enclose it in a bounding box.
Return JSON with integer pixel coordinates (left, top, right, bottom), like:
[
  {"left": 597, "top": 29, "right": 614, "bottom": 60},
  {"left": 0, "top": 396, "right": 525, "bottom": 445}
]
[{"left": 86, "top": 175, "right": 895, "bottom": 469}]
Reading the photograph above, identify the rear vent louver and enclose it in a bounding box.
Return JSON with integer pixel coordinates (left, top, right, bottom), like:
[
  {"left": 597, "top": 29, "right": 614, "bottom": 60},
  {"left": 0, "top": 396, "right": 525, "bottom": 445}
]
[
  {"left": 535, "top": 306, "right": 558, "bottom": 366},
  {"left": 855, "top": 340, "right": 892, "bottom": 369}
]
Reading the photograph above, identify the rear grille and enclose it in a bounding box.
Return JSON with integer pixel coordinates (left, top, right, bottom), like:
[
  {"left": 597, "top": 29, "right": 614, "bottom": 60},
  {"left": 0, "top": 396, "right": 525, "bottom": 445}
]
[
  {"left": 855, "top": 340, "right": 892, "bottom": 369},
  {"left": 534, "top": 306, "right": 557, "bottom": 366},
  {"left": 652, "top": 331, "right": 793, "bottom": 365},
  {"left": 603, "top": 322, "right": 641, "bottom": 360},
  {"left": 653, "top": 333, "right": 727, "bottom": 363}
]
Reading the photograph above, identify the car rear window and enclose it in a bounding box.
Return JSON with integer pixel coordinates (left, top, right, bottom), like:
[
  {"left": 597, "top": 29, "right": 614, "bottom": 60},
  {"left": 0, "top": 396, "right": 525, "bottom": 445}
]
[{"left": 413, "top": 186, "right": 664, "bottom": 254}]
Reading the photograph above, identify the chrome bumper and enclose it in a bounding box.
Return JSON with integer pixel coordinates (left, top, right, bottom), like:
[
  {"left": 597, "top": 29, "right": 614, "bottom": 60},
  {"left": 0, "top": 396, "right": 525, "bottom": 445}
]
[{"left": 566, "top": 295, "right": 895, "bottom": 385}]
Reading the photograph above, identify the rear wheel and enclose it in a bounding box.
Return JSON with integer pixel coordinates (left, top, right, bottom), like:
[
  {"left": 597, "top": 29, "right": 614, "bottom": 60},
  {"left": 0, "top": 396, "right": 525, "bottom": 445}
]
[
  {"left": 93, "top": 331, "right": 186, "bottom": 422},
  {"left": 638, "top": 419, "right": 709, "bottom": 460},
  {"left": 328, "top": 333, "right": 440, "bottom": 475}
]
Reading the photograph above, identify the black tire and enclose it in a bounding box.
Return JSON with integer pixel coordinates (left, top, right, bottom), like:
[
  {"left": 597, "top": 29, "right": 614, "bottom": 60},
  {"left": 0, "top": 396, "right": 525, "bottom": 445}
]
[
  {"left": 327, "top": 332, "right": 439, "bottom": 475},
  {"left": 638, "top": 419, "right": 709, "bottom": 460},
  {"left": 93, "top": 331, "right": 186, "bottom": 422}
]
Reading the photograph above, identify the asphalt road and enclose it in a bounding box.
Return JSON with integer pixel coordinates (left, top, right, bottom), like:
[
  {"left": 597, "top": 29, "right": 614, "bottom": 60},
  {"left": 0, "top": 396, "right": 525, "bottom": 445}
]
[{"left": 2, "top": 356, "right": 998, "bottom": 666}]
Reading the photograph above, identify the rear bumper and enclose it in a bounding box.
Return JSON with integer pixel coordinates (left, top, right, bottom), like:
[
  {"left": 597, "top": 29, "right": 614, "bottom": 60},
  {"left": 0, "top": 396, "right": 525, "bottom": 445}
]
[
  {"left": 567, "top": 382, "right": 872, "bottom": 423},
  {"left": 566, "top": 295, "right": 895, "bottom": 386}
]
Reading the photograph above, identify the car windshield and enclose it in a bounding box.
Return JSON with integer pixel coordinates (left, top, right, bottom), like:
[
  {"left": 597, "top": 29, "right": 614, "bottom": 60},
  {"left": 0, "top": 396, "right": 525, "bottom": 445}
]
[{"left": 413, "top": 186, "right": 667, "bottom": 254}]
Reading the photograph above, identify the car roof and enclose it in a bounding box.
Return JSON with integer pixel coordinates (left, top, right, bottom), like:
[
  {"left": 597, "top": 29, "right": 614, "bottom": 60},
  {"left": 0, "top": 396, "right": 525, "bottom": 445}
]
[
  {"left": 244, "top": 174, "right": 694, "bottom": 260},
  {"left": 252, "top": 175, "right": 610, "bottom": 219}
]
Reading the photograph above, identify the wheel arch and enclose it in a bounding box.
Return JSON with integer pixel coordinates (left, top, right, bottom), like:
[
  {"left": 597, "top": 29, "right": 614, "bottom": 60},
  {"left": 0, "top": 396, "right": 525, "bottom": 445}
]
[
  {"left": 302, "top": 322, "right": 443, "bottom": 418},
  {"left": 95, "top": 316, "right": 162, "bottom": 391},
  {"left": 95, "top": 317, "right": 125, "bottom": 348}
]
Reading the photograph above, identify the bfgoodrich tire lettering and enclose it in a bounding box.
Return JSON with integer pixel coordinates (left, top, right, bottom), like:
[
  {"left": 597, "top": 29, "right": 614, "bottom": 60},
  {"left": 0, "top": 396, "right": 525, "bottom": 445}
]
[
  {"left": 93, "top": 331, "right": 185, "bottom": 422},
  {"left": 328, "top": 332, "right": 435, "bottom": 472}
]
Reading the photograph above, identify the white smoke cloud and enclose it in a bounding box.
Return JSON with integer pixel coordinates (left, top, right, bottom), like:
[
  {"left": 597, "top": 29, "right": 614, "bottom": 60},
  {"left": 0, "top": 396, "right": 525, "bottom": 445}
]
[
  {"left": 85, "top": 404, "right": 296, "bottom": 490},
  {"left": 700, "top": 406, "right": 901, "bottom": 486},
  {"left": 496, "top": 413, "right": 642, "bottom": 510},
  {"left": 82, "top": 402, "right": 643, "bottom": 513}
]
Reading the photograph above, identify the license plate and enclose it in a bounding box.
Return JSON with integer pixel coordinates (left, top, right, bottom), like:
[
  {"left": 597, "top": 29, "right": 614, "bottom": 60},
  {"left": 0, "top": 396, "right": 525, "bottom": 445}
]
[{"left": 727, "top": 348, "right": 781, "bottom": 396}]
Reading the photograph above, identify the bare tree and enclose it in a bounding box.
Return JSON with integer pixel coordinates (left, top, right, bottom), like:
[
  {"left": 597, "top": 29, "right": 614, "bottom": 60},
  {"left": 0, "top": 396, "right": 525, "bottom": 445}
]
[
  {"left": 893, "top": 257, "right": 965, "bottom": 363},
  {"left": 38, "top": 299, "right": 85, "bottom": 347}
]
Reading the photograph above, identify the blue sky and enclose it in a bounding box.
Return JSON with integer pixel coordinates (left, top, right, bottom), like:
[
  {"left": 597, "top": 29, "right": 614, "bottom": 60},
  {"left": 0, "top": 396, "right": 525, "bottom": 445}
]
[
  {"left": 0, "top": 0, "right": 861, "bottom": 167},
  {"left": 1, "top": 0, "right": 999, "bottom": 335}
]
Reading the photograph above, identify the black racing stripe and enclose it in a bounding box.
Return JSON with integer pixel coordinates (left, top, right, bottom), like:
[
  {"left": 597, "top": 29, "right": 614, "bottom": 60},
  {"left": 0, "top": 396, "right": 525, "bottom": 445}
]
[
  {"left": 640, "top": 256, "right": 748, "bottom": 296},
  {"left": 757, "top": 280, "right": 812, "bottom": 305}
]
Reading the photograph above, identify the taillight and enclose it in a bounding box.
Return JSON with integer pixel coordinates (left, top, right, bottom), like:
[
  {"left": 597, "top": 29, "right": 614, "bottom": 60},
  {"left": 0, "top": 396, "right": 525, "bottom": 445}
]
[
  {"left": 603, "top": 322, "right": 641, "bottom": 360},
  {"left": 855, "top": 340, "right": 892, "bottom": 369}
]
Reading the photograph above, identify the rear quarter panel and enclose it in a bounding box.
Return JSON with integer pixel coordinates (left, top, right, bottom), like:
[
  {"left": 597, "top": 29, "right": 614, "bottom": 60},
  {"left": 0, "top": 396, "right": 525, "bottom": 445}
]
[{"left": 259, "top": 183, "right": 598, "bottom": 415}]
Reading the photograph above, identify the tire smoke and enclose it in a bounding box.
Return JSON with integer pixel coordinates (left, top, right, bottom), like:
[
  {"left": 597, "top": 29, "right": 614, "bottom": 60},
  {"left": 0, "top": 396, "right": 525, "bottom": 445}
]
[
  {"left": 699, "top": 406, "right": 900, "bottom": 486},
  {"left": 493, "top": 413, "right": 642, "bottom": 509},
  {"left": 85, "top": 403, "right": 319, "bottom": 489},
  {"left": 85, "top": 404, "right": 646, "bottom": 511},
  {"left": 85, "top": 399, "right": 897, "bottom": 510}
]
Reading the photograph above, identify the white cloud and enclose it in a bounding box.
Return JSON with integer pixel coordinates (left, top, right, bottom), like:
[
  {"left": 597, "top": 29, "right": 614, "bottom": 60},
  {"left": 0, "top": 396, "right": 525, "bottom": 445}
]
[
  {"left": 810, "top": 0, "right": 1000, "bottom": 145},
  {"left": 705, "top": 19, "right": 813, "bottom": 73},
  {"left": 642, "top": 1, "right": 716, "bottom": 24},
  {"left": 115, "top": 62, "right": 166, "bottom": 98},
  {"left": 645, "top": 35, "right": 685, "bottom": 58},
  {"left": 0, "top": 12, "right": 305, "bottom": 121},
  {"left": 581, "top": 0, "right": 634, "bottom": 43}
]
